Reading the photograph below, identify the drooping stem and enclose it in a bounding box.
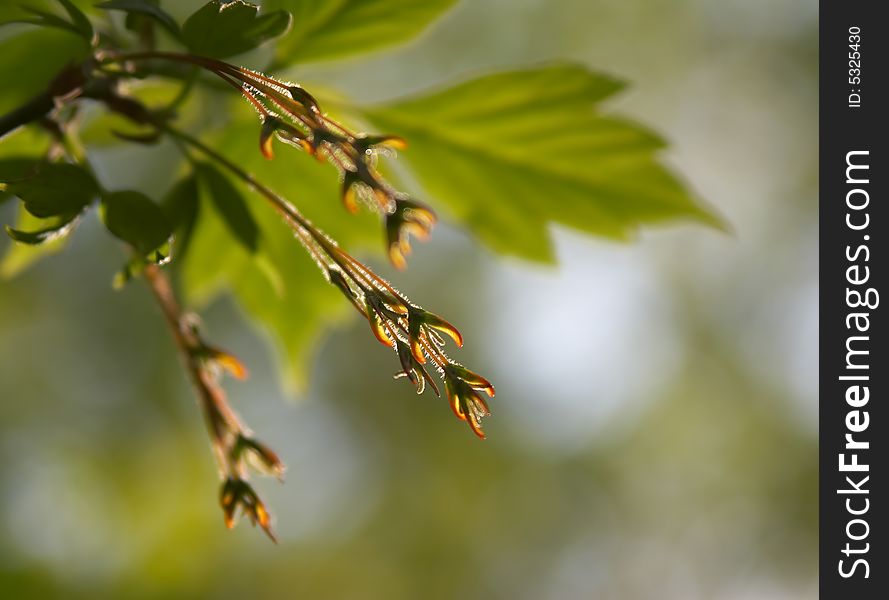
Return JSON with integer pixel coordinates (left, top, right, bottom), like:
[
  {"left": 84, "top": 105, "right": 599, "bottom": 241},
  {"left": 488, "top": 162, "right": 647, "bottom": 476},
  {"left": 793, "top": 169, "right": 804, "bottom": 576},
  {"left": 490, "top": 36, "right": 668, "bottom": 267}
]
[
  {"left": 145, "top": 261, "right": 281, "bottom": 542},
  {"left": 142, "top": 264, "right": 242, "bottom": 472},
  {"left": 0, "top": 63, "right": 88, "bottom": 140},
  {"left": 7, "top": 53, "right": 494, "bottom": 439}
]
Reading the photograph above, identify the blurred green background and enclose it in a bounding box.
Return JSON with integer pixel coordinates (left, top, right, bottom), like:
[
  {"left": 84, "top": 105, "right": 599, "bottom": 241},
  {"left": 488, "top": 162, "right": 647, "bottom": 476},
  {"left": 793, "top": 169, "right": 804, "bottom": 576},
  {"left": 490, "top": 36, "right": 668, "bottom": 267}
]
[{"left": 0, "top": 0, "right": 817, "bottom": 598}]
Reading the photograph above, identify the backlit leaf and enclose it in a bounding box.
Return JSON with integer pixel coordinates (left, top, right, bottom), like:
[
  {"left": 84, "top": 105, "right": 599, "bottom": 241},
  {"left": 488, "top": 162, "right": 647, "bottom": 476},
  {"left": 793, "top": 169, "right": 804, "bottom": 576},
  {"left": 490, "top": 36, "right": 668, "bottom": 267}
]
[
  {"left": 162, "top": 173, "right": 200, "bottom": 264},
  {"left": 0, "top": 204, "right": 72, "bottom": 278},
  {"left": 96, "top": 0, "right": 180, "bottom": 38},
  {"left": 3, "top": 162, "right": 98, "bottom": 219},
  {"left": 5, "top": 211, "right": 80, "bottom": 245},
  {"left": 100, "top": 190, "right": 173, "bottom": 255},
  {"left": 361, "top": 64, "right": 722, "bottom": 262},
  {"left": 0, "top": 157, "right": 42, "bottom": 194},
  {"left": 195, "top": 162, "right": 259, "bottom": 254},
  {"left": 265, "top": 0, "right": 456, "bottom": 65},
  {"left": 182, "top": 0, "right": 291, "bottom": 59},
  {"left": 0, "top": 133, "right": 65, "bottom": 277}
]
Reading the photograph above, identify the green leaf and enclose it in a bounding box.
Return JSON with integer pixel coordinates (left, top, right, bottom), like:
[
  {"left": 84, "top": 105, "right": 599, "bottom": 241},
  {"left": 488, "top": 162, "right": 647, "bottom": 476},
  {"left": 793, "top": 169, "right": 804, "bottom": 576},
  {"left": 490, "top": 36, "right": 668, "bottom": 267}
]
[
  {"left": 195, "top": 162, "right": 259, "bottom": 253},
  {"left": 96, "top": 0, "right": 180, "bottom": 37},
  {"left": 266, "top": 0, "right": 457, "bottom": 65},
  {"left": 100, "top": 190, "right": 173, "bottom": 255},
  {"left": 55, "top": 0, "right": 94, "bottom": 38},
  {"left": 5, "top": 212, "right": 80, "bottom": 245},
  {"left": 0, "top": 137, "right": 68, "bottom": 277},
  {"left": 1, "top": 0, "right": 94, "bottom": 40},
  {"left": 0, "top": 204, "right": 72, "bottom": 278},
  {"left": 2, "top": 162, "right": 98, "bottom": 219},
  {"left": 161, "top": 174, "right": 200, "bottom": 263},
  {"left": 0, "top": 158, "right": 42, "bottom": 194},
  {"left": 361, "top": 64, "right": 722, "bottom": 261},
  {"left": 182, "top": 0, "right": 291, "bottom": 59},
  {"left": 2, "top": 12, "right": 80, "bottom": 38},
  {"left": 180, "top": 109, "right": 378, "bottom": 388}
]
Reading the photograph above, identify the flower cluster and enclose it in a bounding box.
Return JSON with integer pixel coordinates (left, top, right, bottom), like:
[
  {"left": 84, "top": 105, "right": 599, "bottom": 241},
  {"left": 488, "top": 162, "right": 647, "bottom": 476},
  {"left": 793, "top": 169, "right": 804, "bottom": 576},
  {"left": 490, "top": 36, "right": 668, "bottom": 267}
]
[
  {"left": 96, "top": 51, "right": 498, "bottom": 539},
  {"left": 114, "top": 53, "right": 499, "bottom": 438},
  {"left": 154, "top": 53, "right": 437, "bottom": 270},
  {"left": 323, "top": 246, "right": 495, "bottom": 438},
  {"left": 300, "top": 228, "right": 495, "bottom": 437},
  {"left": 190, "top": 60, "right": 498, "bottom": 436},
  {"left": 183, "top": 316, "right": 283, "bottom": 541}
]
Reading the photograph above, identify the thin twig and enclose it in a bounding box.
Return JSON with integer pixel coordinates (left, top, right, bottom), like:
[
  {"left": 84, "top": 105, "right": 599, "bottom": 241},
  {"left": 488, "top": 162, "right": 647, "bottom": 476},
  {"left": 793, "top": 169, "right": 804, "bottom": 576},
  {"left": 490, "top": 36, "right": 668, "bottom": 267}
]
[{"left": 142, "top": 264, "right": 241, "bottom": 469}]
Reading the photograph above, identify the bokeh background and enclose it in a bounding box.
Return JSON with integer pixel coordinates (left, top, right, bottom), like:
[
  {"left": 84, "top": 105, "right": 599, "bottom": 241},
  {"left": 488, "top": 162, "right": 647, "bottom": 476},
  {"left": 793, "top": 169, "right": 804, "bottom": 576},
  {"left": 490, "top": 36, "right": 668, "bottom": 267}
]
[{"left": 0, "top": 0, "right": 818, "bottom": 598}]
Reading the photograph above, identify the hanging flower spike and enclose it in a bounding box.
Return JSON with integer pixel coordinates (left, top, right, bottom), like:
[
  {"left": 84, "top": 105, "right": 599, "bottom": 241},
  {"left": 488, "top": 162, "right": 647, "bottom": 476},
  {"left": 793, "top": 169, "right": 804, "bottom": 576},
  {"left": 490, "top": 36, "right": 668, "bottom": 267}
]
[
  {"left": 364, "top": 294, "right": 395, "bottom": 348},
  {"left": 364, "top": 292, "right": 406, "bottom": 348},
  {"left": 259, "top": 115, "right": 311, "bottom": 160},
  {"left": 201, "top": 345, "right": 249, "bottom": 381},
  {"left": 233, "top": 434, "right": 286, "bottom": 480},
  {"left": 386, "top": 197, "right": 437, "bottom": 270},
  {"left": 307, "top": 127, "right": 344, "bottom": 163},
  {"left": 407, "top": 306, "right": 464, "bottom": 364},
  {"left": 394, "top": 340, "right": 440, "bottom": 396},
  {"left": 286, "top": 85, "right": 322, "bottom": 122},
  {"left": 259, "top": 115, "right": 279, "bottom": 160},
  {"left": 445, "top": 364, "right": 495, "bottom": 398},
  {"left": 72, "top": 51, "right": 498, "bottom": 542},
  {"left": 353, "top": 134, "right": 408, "bottom": 153},
  {"left": 340, "top": 169, "right": 362, "bottom": 214},
  {"left": 112, "top": 52, "right": 436, "bottom": 268},
  {"left": 220, "top": 477, "right": 277, "bottom": 542},
  {"left": 347, "top": 155, "right": 394, "bottom": 214},
  {"left": 327, "top": 268, "right": 365, "bottom": 313},
  {"left": 444, "top": 373, "right": 493, "bottom": 439}
]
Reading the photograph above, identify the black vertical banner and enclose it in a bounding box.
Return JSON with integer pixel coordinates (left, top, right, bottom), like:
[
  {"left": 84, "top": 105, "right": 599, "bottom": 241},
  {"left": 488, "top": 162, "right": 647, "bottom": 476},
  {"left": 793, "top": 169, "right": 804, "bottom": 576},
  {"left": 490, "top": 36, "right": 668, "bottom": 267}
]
[{"left": 820, "top": 2, "right": 887, "bottom": 597}]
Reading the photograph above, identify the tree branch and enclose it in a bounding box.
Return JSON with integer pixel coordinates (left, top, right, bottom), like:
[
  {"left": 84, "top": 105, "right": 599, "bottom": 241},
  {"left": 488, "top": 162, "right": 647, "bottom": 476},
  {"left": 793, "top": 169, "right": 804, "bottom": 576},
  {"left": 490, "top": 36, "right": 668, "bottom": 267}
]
[
  {"left": 0, "top": 92, "right": 55, "bottom": 140},
  {"left": 0, "top": 63, "right": 88, "bottom": 140}
]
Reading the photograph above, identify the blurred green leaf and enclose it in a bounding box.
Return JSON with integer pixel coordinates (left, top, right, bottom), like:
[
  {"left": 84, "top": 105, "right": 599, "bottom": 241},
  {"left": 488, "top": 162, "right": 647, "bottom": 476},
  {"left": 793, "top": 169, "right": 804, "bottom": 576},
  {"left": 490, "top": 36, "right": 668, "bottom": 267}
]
[
  {"left": 3, "top": 12, "right": 78, "bottom": 36},
  {"left": 5, "top": 211, "right": 80, "bottom": 245},
  {"left": 100, "top": 190, "right": 173, "bottom": 254},
  {"left": 162, "top": 173, "right": 200, "bottom": 264},
  {"left": 96, "top": 0, "right": 181, "bottom": 37},
  {"left": 0, "top": 1, "right": 97, "bottom": 25},
  {"left": 55, "top": 0, "right": 94, "bottom": 38},
  {"left": 0, "top": 27, "right": 90, "bottom": 115},
  {"left": 0, "top": 133, "right": 62, "bottom": 277},
  {"left": 182, "top": 0, "right": 291, "bottom": 59},
  {"left": 265, "top": 0, "right": 456, "bottom": 65},
  {"left": 362, "top": 64, "right": 722, "bottom": 261},
  {"left": 1, "top": 1, "right": 92, "bottom": 40},
  {"left": 79, "top": 79, "right": 195, "bottom": 147},
  {"left": 3, "top": 162, "right": 98, "bottom": 219},
  {"left": 0, "top": 158, "right": 42, "bottom": 196},
  {"left": 195, "top": 162, "right": 259, "bottom": 254},
  {"left": 0, "top": 204, "right": 72, "bottom": 278}
]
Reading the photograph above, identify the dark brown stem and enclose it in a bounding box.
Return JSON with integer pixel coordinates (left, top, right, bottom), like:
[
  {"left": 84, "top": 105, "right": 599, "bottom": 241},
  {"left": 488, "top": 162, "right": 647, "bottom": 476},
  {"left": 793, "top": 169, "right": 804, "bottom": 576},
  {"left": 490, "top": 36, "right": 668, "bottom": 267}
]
[
  {"left": 0, "top": 63, "right": 89, "bottom": 140},
  {"left": 0, "top": 92, "right": 55, "bottom": 140}
]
